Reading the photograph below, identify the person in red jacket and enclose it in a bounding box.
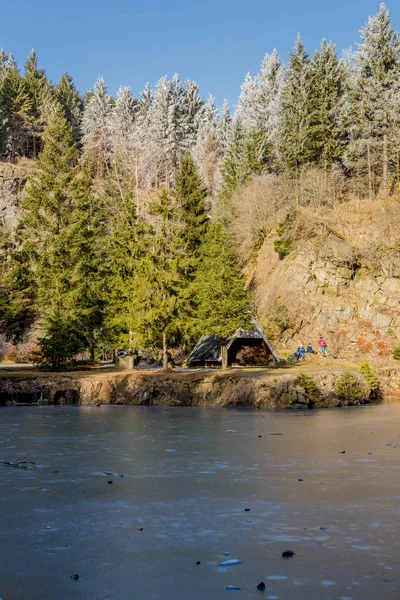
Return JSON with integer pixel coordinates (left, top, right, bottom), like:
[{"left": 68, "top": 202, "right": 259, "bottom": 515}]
[{"left": 318, "top": 337, "right": 327, "bottom": 357}]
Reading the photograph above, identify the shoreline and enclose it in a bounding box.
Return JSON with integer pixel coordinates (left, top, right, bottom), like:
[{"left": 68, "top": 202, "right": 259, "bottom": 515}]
[{"left": 0, "top": 362, "right": 386, "bottom": 409}]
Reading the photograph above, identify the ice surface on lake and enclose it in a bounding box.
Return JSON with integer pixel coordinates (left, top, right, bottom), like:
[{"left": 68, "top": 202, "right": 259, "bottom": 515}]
[{"left": 0, "top": 404, "right": 399, "bottom": 599}]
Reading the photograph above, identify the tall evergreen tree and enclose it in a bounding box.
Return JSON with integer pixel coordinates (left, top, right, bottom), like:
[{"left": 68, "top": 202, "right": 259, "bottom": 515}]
[
  {"left": 21, "top": 111, "right": 79, "bottom": 335},
  {"left": 82, "top": 77, "right": 113, "bottom": 177},
  {"left": 0, "top": 61, "right": 32, "bottom": 160},
  {"left": 277, "top": 35, "right": 314, "bottom": 174},
  {"left": 174, "top": 154, "right": 208, "bottom": 257},
  {"left": 345, "top": 3, "right": 400, "bottom": 195},
  {"left": 192, "top": 219, "right": 251, "bottom": 368},
  {"left": 24, "top": 49, "right": 52, "bottom": 158},
  {"left": 309, "top": 40, "right": 346, "bottom": 168},
  {"left": 68, "top": 168, "right": 108, "bottom": 359},
  {"left": 55, "top": 73, "right": 83, "bottom": 143},
  {"left": 132, "top": 190, "right": 185, "bottom": 369},
  {"left": 0, "top": 224, "right": 35, "bottom": 342}
]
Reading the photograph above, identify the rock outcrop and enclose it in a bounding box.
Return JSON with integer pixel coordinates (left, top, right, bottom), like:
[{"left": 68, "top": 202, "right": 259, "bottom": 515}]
[
  {"left": 0, "top": 368, "right": 374, "bottom": 409},
  {"left": 252, "top": 200, "right": 400, "bottom": 364},
  {"left": 0, "top": 163, "right": 28, "bottom": 230}
]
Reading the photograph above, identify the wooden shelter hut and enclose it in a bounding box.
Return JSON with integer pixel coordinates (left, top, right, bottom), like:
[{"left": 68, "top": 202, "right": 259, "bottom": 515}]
[{"left": 187, "top": 325, "right": 278, "bottom": 368}]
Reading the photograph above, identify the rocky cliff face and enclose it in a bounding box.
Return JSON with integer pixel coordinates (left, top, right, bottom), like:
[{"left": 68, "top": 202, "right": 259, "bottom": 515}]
[
  {"left": 251, "top": 200, "right": 400, "bottom": 364},
  {"left": 0, "top": 368, "right": 374, "bottom": 409},
  {"left": 0, "top": 163, "right": 28, "bottom": 230}
]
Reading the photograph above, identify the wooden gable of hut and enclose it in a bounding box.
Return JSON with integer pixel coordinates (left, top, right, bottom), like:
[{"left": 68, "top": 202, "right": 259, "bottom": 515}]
[{"left": 187, "top": 325, "right": 278, "bottom": 368}]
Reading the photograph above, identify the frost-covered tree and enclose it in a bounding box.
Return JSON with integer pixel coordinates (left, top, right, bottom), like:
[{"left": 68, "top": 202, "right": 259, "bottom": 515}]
[
  {"left": 108, "top": 86, "right": 145, "bottom": 210},
  {"left": 181, "top": 80, "right": 204, "bottom": 150},
  {"left": 218, "top": 99, "right": 232, "bottom": 151},
  {"left": 257, "top": 49, "right": 285, "bottom": 144},
  {"left": 345, "top": 4, "right": 400, "bottom": 195},
  {"left": 235, "top": 72, "right": 259, "bottom": 132},
  {"left": 194, "top": 94, "right": 221, "bottom": 191},
  {"left": 82, "top": 77, "right": 113, "bottom": 177}
]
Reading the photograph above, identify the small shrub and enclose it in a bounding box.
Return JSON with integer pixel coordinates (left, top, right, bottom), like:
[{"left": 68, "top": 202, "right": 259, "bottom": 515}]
[
  {"left": 392, "top": 345, "right": 400, "bottom": 360},
  {"left": 295, "top": 373, "right": 321, "bottom": 401},
  {"left": 38, "top": 314, "right": 86, "bottom": 370},
  {"left": 274, "top": 212, "right": 296, "bottom": 259},
  {"left": 359, "top": 362, "right": 380, "bottom": 394},
  {"left": 334, "top": 371, "right": 366, "bottom": 404}
]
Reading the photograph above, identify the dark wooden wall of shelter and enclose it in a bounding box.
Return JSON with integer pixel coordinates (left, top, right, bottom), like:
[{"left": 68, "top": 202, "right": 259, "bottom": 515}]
[{"left": 229, "top": 339, "right": 274, "bottom": 367}]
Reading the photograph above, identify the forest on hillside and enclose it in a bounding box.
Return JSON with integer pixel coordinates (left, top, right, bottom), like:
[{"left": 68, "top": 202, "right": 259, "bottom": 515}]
[{"left": 0, "top": 4, "right": 399, "bottom": 368}]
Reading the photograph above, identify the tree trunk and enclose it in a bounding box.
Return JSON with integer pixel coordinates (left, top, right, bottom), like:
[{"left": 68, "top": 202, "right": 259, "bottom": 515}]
[
  {"left": 128, "top": 329, "right": 135, "bottom": 369},
  {"left": 367, "top": 141, "right": 373, "bottom": 202},
  {"left": 90, "top": 341, "right": 95, "bottom": 361},
  {"left": 162, "top": 331, "right": 168, "bottom": 371},
  {"left": 221, "top": 340, "right": 228, "bottom": 370},
  {"left": 165, "top": 161, "right": 170, "bottom": 193},
  {"left": 382, "top": 133, "right": 388, "bottom": 198},
  {"left": 135, "top": 155, "right": 139, "bottom": 216}
]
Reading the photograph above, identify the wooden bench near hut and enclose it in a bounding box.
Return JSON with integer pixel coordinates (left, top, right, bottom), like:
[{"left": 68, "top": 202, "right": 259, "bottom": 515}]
[{"left": 187, "top": 325, "right": 279, "bottom": 368}]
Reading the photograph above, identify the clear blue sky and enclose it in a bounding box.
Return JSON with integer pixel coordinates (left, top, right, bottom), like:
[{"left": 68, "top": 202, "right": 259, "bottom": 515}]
[{"left": 1, "top": 0, "right": 399, "bottom": 108}]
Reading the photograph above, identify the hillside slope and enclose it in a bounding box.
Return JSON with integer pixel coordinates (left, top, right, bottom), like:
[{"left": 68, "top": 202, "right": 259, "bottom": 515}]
[{"left": 250, "top": 197, "right": 400, "bottom": 368}]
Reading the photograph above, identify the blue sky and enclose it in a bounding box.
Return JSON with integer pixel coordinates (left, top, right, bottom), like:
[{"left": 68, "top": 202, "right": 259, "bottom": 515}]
[{"left": 1, "top": 0, "right": 399, "bottom": 108}]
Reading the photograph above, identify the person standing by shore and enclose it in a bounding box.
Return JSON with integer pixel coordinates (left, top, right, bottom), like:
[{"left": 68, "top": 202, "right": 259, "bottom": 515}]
[{"left": 318, "top": 337, "right": 327, "bottom": 357}]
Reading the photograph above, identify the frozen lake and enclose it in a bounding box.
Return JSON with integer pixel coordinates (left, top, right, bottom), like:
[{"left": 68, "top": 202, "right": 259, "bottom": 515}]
[{"left": 0, "top": 404, "right": 399, "bottom": 600}]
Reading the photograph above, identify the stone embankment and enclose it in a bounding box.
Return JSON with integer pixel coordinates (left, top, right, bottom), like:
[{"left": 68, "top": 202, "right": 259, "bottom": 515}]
[{"left": 0, "top": 367, "right": 376, "bottom": 409}]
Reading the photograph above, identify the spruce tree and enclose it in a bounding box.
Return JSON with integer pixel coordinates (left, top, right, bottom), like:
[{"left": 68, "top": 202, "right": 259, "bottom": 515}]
[
  {"left": 218, "top": 122, "right": 269, "bottom": 212},
  {"left": 0, "top": 225, "right": 35, "bottom": 342},
  {"left": 55, "top": 73, "right": 83, "bottom": 143},
  {"left": 132, "top": 190, "right": 184, "bottom": 369},
  {"left": 309, "top": 40, "right": 346, "bottom": 168},
  {"left": 278, "top": 35, "right": 314, "bottom": 174},
  {"left": 24, "top": 49, "right": 52, "bottom": 158},
  {"left": 105, "top": 178, "right": 148, "bottom": 364},
  {"left": 174, "top": 154, "right": 208, "bottom": 257},
  {"left": 0, "top": 61, "right": 32, "bottom": 160},
  {"left": 345, "top": 4, "right": 400, "bottom": 195},
  {"left": 82, "top": 77, "right": 113, "bottom": 177},
  {"left": 21, "top": 111, "right": 79, "bottom": 352},
  {"left": 192, "top": 219, "right": 251, "bottom": 369},
  {"left": 68, "top": 168, "right": 108, "bottom": 360}
]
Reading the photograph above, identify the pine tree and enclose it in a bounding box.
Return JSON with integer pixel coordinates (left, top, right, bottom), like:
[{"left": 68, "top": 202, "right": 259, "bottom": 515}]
[
  {"left": 192, "top": 219, "right": 251, "bottom": 368},
  {"left": 174, "top": 155, "right": 208, "bottom": 257},
  {"left": 218, "top": 122, "right": 269, "bottom": 212},
  {"left": 309, "top": 40, "right": 346, "bottom": 168},
  {"left": 82, "top": 77, "right": 113, "bottom": 177},
  {"left": 132, "top": 190, "right": 185, "bottom": 369},
  {"left": 235, "top": 73, "right": 259, "bottom": 132},
  {"left": 345, "top": 4, "right": 400, "bottom": 195},
  {"left": 55, "top": 73, "right": 83, "bottom": 142},
  {"left": 68, "top": 168, "right": 108, "bottom": 360},
  {"left": 0, "top": 48, "right": 8, "bottom": 81},
  {"left": 180, "top": 80, "right": 204, "bottom": 151},
  {"left": 105, "top": 178, "right": 150, "bottom": 364},
  {"left": 24, "top": 49, "right": 52, "bottom": 158},
  {"left": 0, "top": 224, "right": 35, "bottom": 342},
  {"left": 194, "top": 94, "right": 221, "bottom": 191},
  {"left": 277, "top": 34, "right": 314, "bottom": 174},
  {"left": 218, "top": 99, "right": 231, "bottom": 151},
  {"left": 0, "top": 61, "right": 32, "bottom": 160},
  {"left": 257, "top": 49, "right": 285, "bottom": 146},
  {"left": 21, "top": 111, "right": 79, "bottom": 335}
]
